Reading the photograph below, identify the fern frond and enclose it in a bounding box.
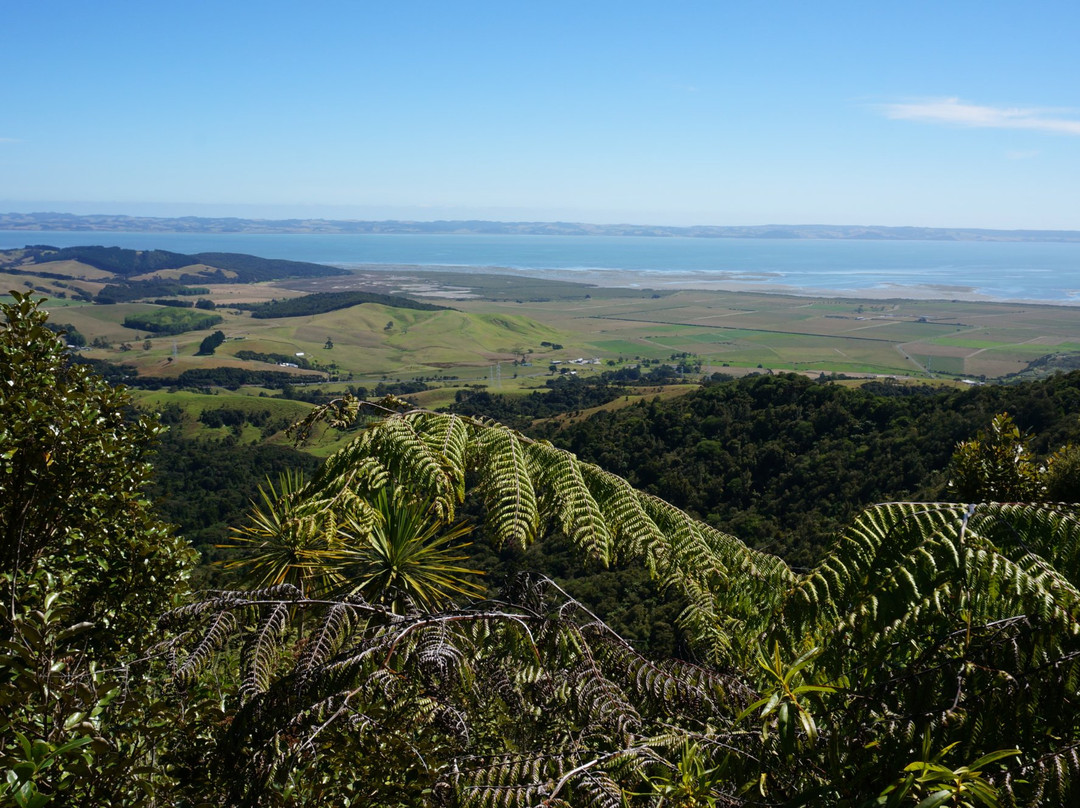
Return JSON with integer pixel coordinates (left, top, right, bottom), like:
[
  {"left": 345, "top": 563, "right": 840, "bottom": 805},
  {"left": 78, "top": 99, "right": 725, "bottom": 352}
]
[
  {"left": 175, "top": 610, "right": 237, "bottom": 686},
  {"left": 240, "top": 601, "right": 289, "bottom": 699},
  {"left": 366, "top": 413, "right": 461, "bottom": 522},
  {"left": 297, "top": 602, "right": 354, "bottom": 677},
  {"left": 528, "top": 441, "right": 612, "bottom": 564},
  {"left": 471, "top": 422, "right": 538, "bottom": 548},
  {"left": 416, "top": 411, "right": 470, "bottom": 502},
  {"left": 578, "top": 463, "right": 668, "bottom": 573}
]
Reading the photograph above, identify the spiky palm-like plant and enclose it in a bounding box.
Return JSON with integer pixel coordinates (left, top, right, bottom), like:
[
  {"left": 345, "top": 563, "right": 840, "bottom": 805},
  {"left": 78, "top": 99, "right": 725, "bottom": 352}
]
[
  {"left": 225, "top": 471, "right": 482, "bottom": 612},
  {"left": 330, "top": 486, "right": 483, "bottom": 612},
  {"left": 222, "top": 469, "right": 342, "bottom": 594}
]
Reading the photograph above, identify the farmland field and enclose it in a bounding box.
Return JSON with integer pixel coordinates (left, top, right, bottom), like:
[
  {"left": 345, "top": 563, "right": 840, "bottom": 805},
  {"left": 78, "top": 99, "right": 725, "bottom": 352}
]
[{"left": 9, "top": 256, "right": 1080, "bottom": 385}]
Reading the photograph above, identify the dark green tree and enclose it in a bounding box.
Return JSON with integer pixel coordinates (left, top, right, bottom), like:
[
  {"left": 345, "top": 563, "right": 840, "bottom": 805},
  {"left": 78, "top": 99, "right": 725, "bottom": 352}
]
[
  {"left": 949, "top": 412, "right": 1043, "bottom": 501},
  {"left": 196, "top": 328, "right": 227, "bottom": 356},
  {"left": 1045, "top": 442, "right": 1080, "bottom": 501},
  {"left": 0, "top": 292, "right": 197, "bottom": 805},
  {"left": 948, "top": 411, "right": 1080, "bottom": 504},
  {"left": 1, "top": 292, "right": 194, "bottom": 650}
]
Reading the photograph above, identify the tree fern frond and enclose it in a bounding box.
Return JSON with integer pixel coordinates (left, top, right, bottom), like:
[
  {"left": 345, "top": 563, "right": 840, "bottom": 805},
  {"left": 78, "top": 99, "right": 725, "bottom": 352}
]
[
  {"left": 471, "top": 423, "right": 538, "bottom": 548},
  {"left": 528, "top": 441, "right": 613, "bottom": 565},
  {"left": 415, "top": 411, "right": 470, "bottom": 502},
  {"left": 573, "top": 770, "right": 624, "bottom": 808},
  {"left": 297, "top": 602, "right": 354, "bottom": 677},
  {"left": 970, "top": 502, "right": 1080, "bottom": 587},
  {"left": 578, "top": 463, "right": 669, "bottom": 573},
  {"left": 175, "top": 610, "right": 237, "bottom": 686},
  {"left": 365, "top": 413, "right": 462, "bottom": 522},
  {"left": 240, "top": 601, "right": 289, "bottom": 699}
]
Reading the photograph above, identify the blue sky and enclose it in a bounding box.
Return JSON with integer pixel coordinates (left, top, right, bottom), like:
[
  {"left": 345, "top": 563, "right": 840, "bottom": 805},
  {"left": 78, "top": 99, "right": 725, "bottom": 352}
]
[{"left": 3, "top": 0, "right": 1079, "bottom": 229}]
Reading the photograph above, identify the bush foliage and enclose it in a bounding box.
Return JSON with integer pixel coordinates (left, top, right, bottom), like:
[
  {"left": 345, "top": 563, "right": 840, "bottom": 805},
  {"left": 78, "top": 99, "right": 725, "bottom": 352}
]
[{"left": 122, "top": 308, "right": 223, "bottom": 335}]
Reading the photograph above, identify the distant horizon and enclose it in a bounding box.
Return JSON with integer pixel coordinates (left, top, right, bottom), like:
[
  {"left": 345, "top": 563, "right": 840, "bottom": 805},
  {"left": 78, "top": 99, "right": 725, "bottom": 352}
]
[
  {"left": 2, "top": 210, "right": 1080, "bottom": 241},
  {"left": 1, "top": 201, "right": 1080, "bottom": 234}
]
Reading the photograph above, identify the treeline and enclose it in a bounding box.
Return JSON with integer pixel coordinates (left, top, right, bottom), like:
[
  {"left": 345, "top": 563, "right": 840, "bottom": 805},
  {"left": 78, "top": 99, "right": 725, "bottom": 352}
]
[
  {"left": 538, "top": 372, "right": 1080, "bottom": 564},
  {"left": 450, "top": 374, "right": 629, "bottom": 429},
  {"left": 187, "top": 251, "right": 348, "bottom": 282},
  {"left": 175, "top": 366, "right": 318, "bottom": 389},
  {"left": 603, "top": 363, "right": 695, "bottom": 383},
  {"left": 276, "top": 379, "right": 432, "bottom": 404},
  {"left": 45, "top": 321, "right": 86, "bottom": 346},
  {"left": 150, "top": 297, "right": 215, "bottom": 309},
  {"left": 196, "top": 406, "right": 283, "bottom": 430},
  {"left": 67, "top": 358, "right": 318, "bottom": 390},
  {"left": 17, "top": 245, "right": 197, "bottom": 275},
  {"left": 244, "top": 291, "right": 450, "bottom": 319},
  {"left": 96, "top": 279, "right": 208, "bottom": 304},
  {"left": 122, "top": 309, "right": 223, "bottom": 335},
  {"left": 8, "top": 244, "right": 347, "bottom": 282},
  {"left": 235, "top": 349, "right": 316, "bottom": 369}
]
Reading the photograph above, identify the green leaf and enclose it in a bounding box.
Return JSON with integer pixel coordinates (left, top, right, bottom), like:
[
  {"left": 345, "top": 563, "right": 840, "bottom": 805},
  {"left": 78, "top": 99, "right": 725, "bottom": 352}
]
[
  {"left": 915, "top": 790, "right": 954, "bottom": 808},
  {"left": 967, "top": 748, "right": 1021, "bottom": 771}
]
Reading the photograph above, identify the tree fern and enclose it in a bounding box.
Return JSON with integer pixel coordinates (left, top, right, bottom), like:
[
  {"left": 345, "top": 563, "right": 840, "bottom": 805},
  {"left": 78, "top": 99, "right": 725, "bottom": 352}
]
[{"left": 166, "top": 399, "right": 1080, "bottom": 805}]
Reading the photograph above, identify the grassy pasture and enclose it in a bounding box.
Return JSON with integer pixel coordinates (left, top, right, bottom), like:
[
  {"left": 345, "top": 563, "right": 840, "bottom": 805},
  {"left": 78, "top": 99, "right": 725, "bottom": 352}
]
[
  {"left": 0, "top": 272, "right": 105, "bottom": 301},
  {"left": 31, "top": 260, "right": 115, "bottom": 280},
  {"left": 528, "top": 290, "right": 1080, "bottom": 379},
  {"left": 131, "top": 388, "right": 356, "bottom": 454},
  {"left": 131, "top": 264, "right": 240, "bottom": 281},
  {"left": 136, "top": 388, "right": 312, "bottom": 420},
  {"left": 15, "top": 257, "right": 1080, "bottom": 383}
]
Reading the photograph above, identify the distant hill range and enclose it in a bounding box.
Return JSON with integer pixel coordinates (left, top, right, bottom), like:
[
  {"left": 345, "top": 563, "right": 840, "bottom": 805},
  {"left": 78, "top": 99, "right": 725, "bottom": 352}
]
[
  {"left": 1, "top": 244, "right": 346, "bottom": 283},
  {"left": 2, "top": 211, "right": 1079, "bottom": 243},
  {"left": 0, "top": 244, "right": 351, "bottom": 306}
]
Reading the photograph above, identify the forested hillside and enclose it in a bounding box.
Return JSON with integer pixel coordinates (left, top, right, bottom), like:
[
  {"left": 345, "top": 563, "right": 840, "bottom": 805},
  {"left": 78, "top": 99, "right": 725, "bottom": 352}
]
[
  {"left": 539, "top": 373, "right": 1080, "bottom": 563},
  {"left": 2, "top": 244, "right": 347, "bottom": 282},
  {"left": 245, "top": 290, "right": 449, "bottom": 318}
]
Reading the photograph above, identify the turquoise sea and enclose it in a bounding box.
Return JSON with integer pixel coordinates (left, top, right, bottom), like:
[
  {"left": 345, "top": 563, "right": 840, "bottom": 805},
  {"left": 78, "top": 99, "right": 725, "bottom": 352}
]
[{"left": 2, "top": 230, "right": 1079, "bottom": 304}]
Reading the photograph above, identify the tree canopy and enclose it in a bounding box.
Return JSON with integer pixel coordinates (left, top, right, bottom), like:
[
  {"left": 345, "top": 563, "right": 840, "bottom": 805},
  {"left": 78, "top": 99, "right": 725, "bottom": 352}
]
[{"left": 0, "top": 293, "right": 196, "bottom": 805}]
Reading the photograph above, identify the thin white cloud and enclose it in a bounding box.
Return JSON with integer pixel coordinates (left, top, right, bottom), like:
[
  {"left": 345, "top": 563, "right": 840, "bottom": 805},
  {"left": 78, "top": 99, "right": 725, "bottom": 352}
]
[
  {"left": 0, "top": 137, "right": 21, "bottom": 144},
  {"left": 880, "top": 98, "right": 1080, "bottom": 136},
  {"left": 1005, "top": 149, "right": 1040, "bottom": 160}
]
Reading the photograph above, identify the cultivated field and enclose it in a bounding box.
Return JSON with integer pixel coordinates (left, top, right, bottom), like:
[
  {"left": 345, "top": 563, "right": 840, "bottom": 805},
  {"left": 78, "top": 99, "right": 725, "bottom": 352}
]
[{"left": 8, "top": 260, "right": 1080, "bottom": 387}]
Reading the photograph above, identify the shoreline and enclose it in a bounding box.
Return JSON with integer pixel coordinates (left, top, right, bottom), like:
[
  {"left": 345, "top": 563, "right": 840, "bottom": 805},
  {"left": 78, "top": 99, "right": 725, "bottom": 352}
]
[{"left": 333, "top": 262, "right": 1077, "bottom": 306}]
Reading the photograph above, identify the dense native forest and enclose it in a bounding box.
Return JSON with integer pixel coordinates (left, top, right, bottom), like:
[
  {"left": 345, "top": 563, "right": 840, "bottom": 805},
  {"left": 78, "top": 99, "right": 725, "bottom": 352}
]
[
  {"left": 0, "top": 244, "right": 350, "bottom": 306},
  {"left": 5, "top": 292, "right": 1080, "bottom": 807},
  {"left": 244, "top": 291, "right": 449, "bottom": 318},
  {"left": 1, "top": 245, "right": 349, "bottom": 283}
]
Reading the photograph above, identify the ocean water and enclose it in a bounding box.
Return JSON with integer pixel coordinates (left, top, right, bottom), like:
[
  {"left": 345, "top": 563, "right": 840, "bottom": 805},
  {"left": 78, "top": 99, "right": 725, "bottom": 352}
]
[{"left": 2, "top": 230, "right": 1079, "bottom": 304}]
